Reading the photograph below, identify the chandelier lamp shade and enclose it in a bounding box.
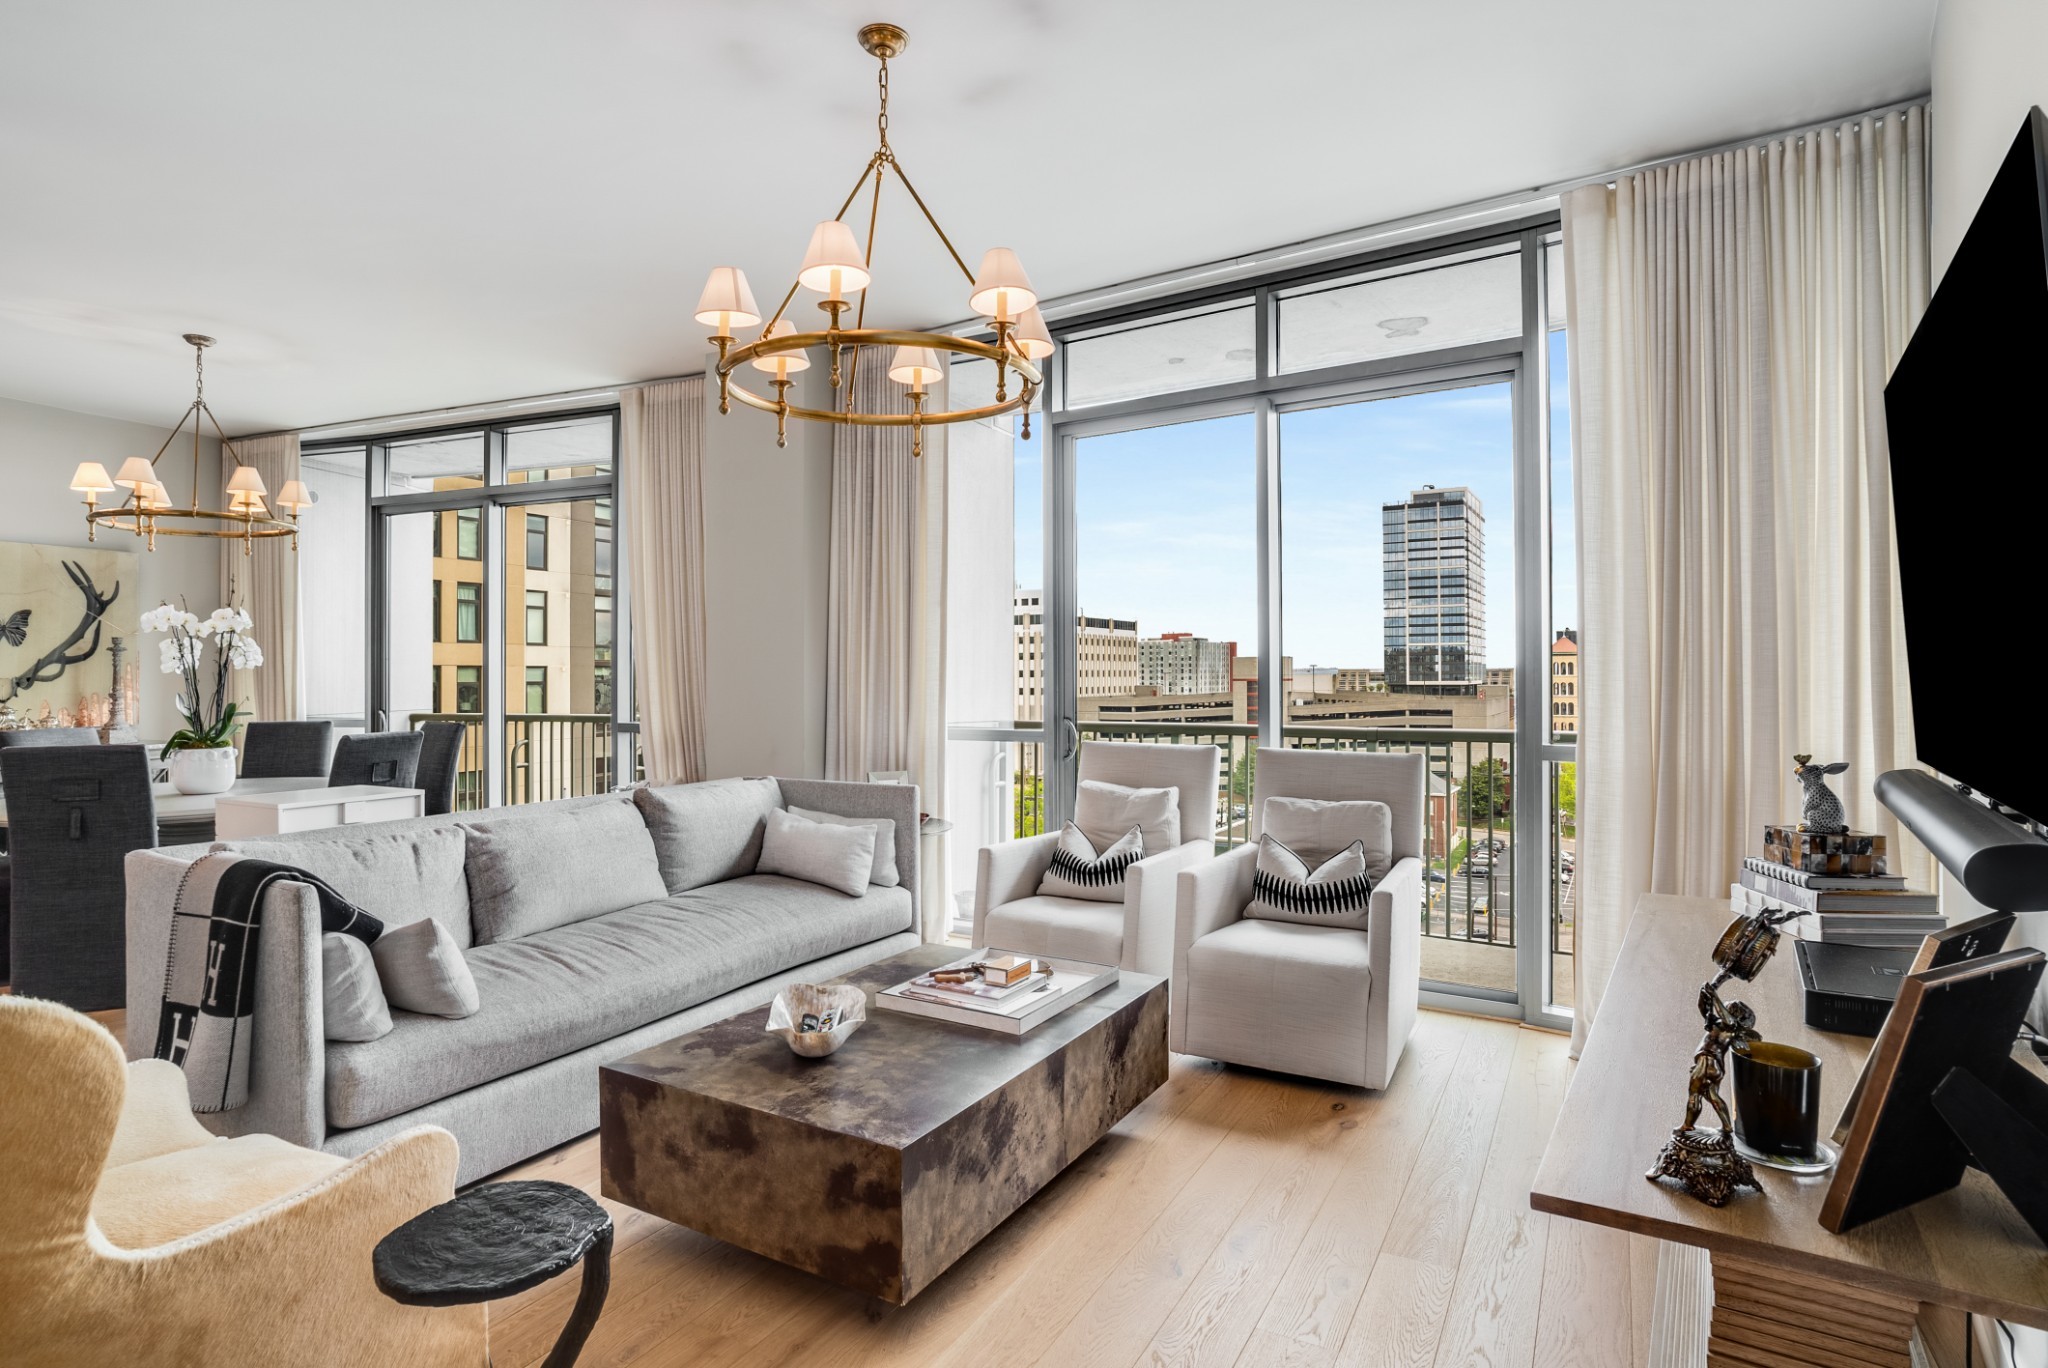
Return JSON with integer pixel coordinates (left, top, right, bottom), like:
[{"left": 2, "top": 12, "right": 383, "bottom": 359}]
[
  {"left": 697, "top": 22, "right": 1052, "bottom": 458},
  {"left": 67, "top": 334, "right": 309, "bottom": 554}
]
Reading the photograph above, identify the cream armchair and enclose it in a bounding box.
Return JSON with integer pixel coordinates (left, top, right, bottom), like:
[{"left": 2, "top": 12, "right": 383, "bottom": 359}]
[
  {"left": 1172, "top": 748, "right": 1425, "bottom": 1089},
  {"left": 0, "top": 996, "right": 486, "bottom": 1368},
  {"left": 974, "top": 741, "right": 1221, "bottom": 977}
]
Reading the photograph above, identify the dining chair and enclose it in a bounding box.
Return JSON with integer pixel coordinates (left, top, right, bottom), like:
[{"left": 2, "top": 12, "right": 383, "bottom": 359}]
[
  {"left": 239, "top": 720, "right": 334, "bottom": 779},
  {"left": 413, "top": 722, "right": 466, "bottom": 815},
  {"left": 0, "top": 728, "right": 103, "bottom": 749},
  {"left": 329, "top": 730, "right": 425, "bottom": 790},
  {"left": 0, "top": 744, "right": 156, "bottom": 1010}
]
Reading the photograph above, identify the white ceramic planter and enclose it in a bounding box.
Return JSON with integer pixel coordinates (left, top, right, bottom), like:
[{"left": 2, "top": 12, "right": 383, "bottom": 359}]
[{"left": 168, "top": 745, "right": 238, "bottom": 796}]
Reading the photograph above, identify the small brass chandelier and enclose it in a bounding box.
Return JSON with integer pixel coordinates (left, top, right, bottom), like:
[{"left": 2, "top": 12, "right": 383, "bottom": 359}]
[
  {"left": 68, "top": 334, "right": 308, "bottom": 555},
  {"left": 697, "top": 22, "right": 1054, "bottom": 457}
]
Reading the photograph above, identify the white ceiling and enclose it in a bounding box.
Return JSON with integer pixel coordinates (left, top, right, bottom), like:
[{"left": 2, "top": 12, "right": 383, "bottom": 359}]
[{"left": 0, "top": 0, "right": 1936, "bottom": 434}]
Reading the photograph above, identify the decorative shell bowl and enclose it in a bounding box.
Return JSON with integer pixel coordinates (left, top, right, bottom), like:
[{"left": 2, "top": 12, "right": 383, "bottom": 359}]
[{"left": 765, "top": 983, "right": 868, "bottom": 1057}]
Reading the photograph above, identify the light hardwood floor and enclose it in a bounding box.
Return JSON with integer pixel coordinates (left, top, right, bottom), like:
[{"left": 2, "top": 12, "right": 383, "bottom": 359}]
[{"left": 479, "top": 1010, "right": 1656, "bottom": 1368}]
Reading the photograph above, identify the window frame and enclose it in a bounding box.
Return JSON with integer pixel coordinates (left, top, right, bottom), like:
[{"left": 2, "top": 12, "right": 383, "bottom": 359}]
[
  {"left": 306, "top": 405, "right": 632, "bottom": 805},
  {"left": 525, "top": 588, "right": 548, "bottom": 647},
  {"left": 1017, "top": 213, "right": 1574, "bottom": 1029}
]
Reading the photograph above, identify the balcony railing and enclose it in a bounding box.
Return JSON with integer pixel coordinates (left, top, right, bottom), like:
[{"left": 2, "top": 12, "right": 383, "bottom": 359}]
[
  {"left": 405, "top": 713, "right": 623, "bottom": 811},
  {"left": 957, "top": 720, "right": 1574, "bottom": 1001}
]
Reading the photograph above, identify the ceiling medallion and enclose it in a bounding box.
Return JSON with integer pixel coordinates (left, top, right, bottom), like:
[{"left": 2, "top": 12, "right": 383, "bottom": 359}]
[
  {"left": 695, "top": 22, "right": 1053, "bottom": 457},
  {"left": 67, "top": 334, "right": 310, "bottom": 555}
]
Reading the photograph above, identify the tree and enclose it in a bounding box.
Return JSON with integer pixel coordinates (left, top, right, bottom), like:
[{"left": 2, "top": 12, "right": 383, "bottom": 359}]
[
  {"left": 1555, "top": 761, "right": 1577, "bottom": 832},
  {"left": 1014, "top": 772, "right": 1045, "bottom": 839},
  {"left": 1460, "top": 758, "right": 1511, "bottom": 823},
  {"left": 1230, "top": 747, "right": 1256, "bottom": 804}
]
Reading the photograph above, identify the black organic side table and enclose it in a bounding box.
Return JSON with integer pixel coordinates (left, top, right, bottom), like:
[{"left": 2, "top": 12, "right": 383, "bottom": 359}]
[{"left": 374, "top": 1179, "right": 613, "bottom": 1368}]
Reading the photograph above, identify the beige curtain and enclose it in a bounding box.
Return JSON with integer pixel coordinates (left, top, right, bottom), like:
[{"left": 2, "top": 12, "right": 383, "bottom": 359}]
[
  {"left": 621, "top": 376, "right": 710, "bottom": 785},
  {"left": 1561, "top": 106, "right": 1933, "bottom": 1051},
  {"left": 219, "top": 432, "right": 301, "bottom": 722},
  {"left": 826, "top": 356, "right": 949, "bottom": 940}
]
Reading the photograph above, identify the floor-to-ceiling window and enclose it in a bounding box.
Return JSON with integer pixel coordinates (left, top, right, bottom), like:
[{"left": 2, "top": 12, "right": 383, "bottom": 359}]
[
  {"left": 302, "top": 408, "right": 628, "bottom": 812},
  {"left": 946, "top": 218, "right": 1576, "bottom": 1024}
]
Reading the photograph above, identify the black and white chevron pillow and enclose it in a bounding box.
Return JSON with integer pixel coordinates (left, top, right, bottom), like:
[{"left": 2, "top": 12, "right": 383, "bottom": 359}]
[
  {"left": 1245, "top": 834, "right": 1375, "bottom": 930},
  {"left": 1036, "top": 821, "right": 1143, "bottom": 902}
]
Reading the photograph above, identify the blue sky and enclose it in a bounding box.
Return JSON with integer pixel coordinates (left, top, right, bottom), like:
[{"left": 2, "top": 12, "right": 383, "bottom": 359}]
[{"left": 1013, "top": 330, "right": 1574, "bottom": 671}]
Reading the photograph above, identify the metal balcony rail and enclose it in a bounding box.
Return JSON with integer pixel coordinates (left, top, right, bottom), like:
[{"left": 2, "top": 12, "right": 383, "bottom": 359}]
[
  {"left": 405, "top": 713, "right": 623, "bottom": 810},
  {"left": 969, "top": 720, "right": 1573, "bottom": 962}
]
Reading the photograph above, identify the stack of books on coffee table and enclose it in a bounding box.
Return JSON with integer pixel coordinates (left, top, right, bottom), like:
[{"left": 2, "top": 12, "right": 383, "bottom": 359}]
[
  {"left": 1732, "top": 854, "right": 1940, "bottom": 947},
  {"left": 874, "top": 950, "right": 1119, "bottom": 1035}
]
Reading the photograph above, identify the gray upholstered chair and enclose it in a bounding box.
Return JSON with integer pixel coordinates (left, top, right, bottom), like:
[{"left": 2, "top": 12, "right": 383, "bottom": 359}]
[
  {"left": 1172, "top": 747, "right": 1425, "bottom": 1089},
  {"left": 413, "top": 722, "right": 466, "bottom": 815},
  {"left": 0, "top": 728, "right": 102, "bottom": 749},
  {"left": 328, "top": 730, "right": 424, "bottom": 790},
  {"left": 0, "top": 743, "right": 156, "bottom": 1010},
  {"left": 972, "top": 740, "right": 1220, "bottom": 977},
  {"left": 239, "top": 720, "right": 334, "bottom": 779}
]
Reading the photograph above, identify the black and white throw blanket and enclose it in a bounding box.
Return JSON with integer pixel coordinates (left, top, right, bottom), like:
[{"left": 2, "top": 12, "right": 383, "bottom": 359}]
[{"left": 154, "top": 852, "right": 383, "bottom": 1113}]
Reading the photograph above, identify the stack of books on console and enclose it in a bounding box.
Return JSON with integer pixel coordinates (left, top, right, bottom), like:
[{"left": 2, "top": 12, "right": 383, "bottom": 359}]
[{"left": 1732, "top": 855, "right": 1941, "bottom": 947}]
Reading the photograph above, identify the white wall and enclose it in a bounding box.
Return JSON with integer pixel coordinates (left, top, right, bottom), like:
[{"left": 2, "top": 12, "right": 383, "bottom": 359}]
[
  {"left": 1928, "top": 16, "right": 2048, "bottom": 1360},
  {"left": 0, "top": 395, "right": 221, "bottom": 739},
  {"left": 699, "top": 354, "right": 834, "bottom": 780},
  {"left": 1931, "top": 0, "right": 2048, "bottom": 277}
]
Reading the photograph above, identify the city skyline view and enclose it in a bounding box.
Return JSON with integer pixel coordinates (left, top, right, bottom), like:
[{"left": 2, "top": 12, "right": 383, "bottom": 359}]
[{"left": 1011, "top": 331, "right": 1573, "bottom": 672}]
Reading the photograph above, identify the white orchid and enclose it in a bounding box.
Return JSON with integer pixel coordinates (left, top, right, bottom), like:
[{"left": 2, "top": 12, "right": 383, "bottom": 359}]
[{"left": 147, "top": 601, "right": 264, "bottom": 756}]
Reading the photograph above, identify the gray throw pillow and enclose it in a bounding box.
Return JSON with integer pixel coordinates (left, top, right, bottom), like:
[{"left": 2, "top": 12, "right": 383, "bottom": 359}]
[
  {"left": 1075, "top": 779, "right": 1180, "bottom": 858},
  {"left": 463, "top": 796, "right": 667, "bottom": 943},
  {"left": 1261, "top": 795, "right": 1395, "bottom": 883},
  {"left": 756, "top": 806, "right": 875, "bottom": 897},
  {"left": 1036, "top": 821, "right": 1142, "bottom": 902},
  {"left": 632, "top": 777, "right": 784, "bottom": 894},
  {"left": 370, "top": 918, "right": 479, "bottom": 1018},
  {"left": 787, "top": 805, "right": 900, "bottom": 887},
  {"left": 321, "top": 933, "right": 393, "bottom": 1042},
  {"left": 1245, "top": 834, "right": 1374, "bottom": 931}
]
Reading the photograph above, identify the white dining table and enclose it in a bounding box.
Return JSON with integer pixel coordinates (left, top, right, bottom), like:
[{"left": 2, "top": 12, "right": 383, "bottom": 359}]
[{"left": 0, "top": 775, "right": 315, "bottom": 830}]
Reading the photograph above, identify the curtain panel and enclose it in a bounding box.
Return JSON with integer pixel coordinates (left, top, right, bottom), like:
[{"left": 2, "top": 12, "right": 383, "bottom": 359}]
[
  {"left": 621, "top": 376, "right": 710, "bottom": 786},
  {"left": 219, "top": 432, "right": 301, "bottom": 722},
  {"left": 1561, "top": 106, "right": 1932, "bottom": 1050},
  {"left": 825, "top": 358, "right": 949, "bottom": 940}
]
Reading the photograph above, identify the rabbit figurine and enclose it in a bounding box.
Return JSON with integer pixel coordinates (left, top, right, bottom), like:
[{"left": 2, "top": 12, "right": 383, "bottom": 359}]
[{"left": 1793, "top": 754, "right": 1849, "bottom": 833}]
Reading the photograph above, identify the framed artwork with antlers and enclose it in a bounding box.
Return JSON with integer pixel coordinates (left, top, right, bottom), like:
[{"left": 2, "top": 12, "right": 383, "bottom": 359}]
[{"left": 0, "top": 539, "right": 138, "bottom": 728}]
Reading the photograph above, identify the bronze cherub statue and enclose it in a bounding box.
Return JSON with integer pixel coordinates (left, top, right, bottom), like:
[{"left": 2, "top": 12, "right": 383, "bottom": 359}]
[{"left": 1646, "top": 906, "right": 1799, "bottom": 1206}]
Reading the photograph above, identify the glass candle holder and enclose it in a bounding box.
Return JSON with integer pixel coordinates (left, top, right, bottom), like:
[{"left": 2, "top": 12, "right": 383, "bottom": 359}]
[{"left": 1732, "top": 1040, "right": 1823, "bottom": 1162}]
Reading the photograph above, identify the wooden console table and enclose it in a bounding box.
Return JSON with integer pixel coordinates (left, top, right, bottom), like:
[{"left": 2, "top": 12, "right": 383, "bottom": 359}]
[{"left": 1531, "top": 894, "right": 2048, "bottom": 1367}]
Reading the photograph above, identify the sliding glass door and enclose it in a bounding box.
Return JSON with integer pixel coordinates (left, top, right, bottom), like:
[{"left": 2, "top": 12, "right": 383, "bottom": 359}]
[
  {"left": 998, "top": 223, "right": 1574, "bottom": 1025},
  {"left": 311, "top": 409, "right": 628, "bottom": 813}
]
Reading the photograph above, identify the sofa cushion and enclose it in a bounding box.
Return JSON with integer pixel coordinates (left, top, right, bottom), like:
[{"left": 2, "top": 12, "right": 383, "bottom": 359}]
[
  {"left": 757, "top": 807, "right": 875, "bottom": 896},
  {"left": 372, "top": 918, "right": 480, "bottom": 1018},
  {"left": 1262, "top": 795, "right": 1395, "bottom": 883},
  {"left": 325, "top": 874, "right": 913, "bottom": 1128},
  {"left": 217, "top": 826, "right": 473, "bottom": 948},
  {"left": 321, "top": 933, "right": 392, "bottom": 1042},
  {"left": 633, "top": 777, "right": 784, "bottom": 894},
  {"left": 984, "top": 893, "right": 1127, "bottom": 966},
  {"left": 788, "top": 804, "right": 900, "bottom": 887},
  {"left": 463, "top": 795, "right": 666, "bottom": 944}
]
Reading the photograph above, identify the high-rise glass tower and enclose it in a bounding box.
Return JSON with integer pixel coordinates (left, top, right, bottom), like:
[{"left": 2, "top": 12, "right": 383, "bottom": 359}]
[{"left": 1382, "top": 485, "right": 1485, "bottom": 694}]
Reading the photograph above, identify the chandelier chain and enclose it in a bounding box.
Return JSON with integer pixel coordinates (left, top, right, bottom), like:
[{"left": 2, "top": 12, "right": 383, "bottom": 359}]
[{"left": 876, "top": 55, "right": 889, "bottom": 149}]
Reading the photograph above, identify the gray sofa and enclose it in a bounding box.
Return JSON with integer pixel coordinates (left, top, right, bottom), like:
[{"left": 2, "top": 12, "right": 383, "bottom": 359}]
[{"left": 124, "top": 776, "right": 921, "bottom": 1184}]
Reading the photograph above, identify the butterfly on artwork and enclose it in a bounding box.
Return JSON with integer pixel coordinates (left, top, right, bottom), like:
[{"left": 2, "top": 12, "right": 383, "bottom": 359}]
[{"left": 1, "top": 609, "right": 29, "bottom": 647}]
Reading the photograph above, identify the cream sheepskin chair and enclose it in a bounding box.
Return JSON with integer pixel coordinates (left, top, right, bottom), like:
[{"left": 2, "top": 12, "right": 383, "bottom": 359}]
[{"left": 0, "top": 996, "right": 486, "bottom": 1368}]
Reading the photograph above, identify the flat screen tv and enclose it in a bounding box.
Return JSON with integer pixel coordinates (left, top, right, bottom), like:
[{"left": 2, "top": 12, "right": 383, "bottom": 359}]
[{"left": 1886, "top": 108, "right": 2048, "bottom": 825}]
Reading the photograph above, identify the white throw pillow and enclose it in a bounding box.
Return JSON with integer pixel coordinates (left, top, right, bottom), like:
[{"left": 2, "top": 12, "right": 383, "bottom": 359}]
[
  {"left": 1261, "top": 795, "right": 1395, "bottom": 882},
  {"left": 1244, "top": 834, "right": 1375, "bottom": 930},
  {"left": 1075, "top": 779, "right": 1180, "bottom": 857},
  {"left": 788, "top": 805, "right": 900, "bottom": 887},
  {"left": 371, "top": 918, "right": 480, "bottom": 1018},
  {"left": 1036, "top": 821, "right": 1143, "bottom": 902},
  {"left": 757, "top": 806, "right": 876, "bottom": 897},
  {"left": 321, "top": 933, "right": 393, "bottom": 1042}
]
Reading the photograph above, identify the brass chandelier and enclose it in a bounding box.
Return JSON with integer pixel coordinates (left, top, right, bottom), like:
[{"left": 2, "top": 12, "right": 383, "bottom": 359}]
[
  {"left": 68, "top": 334, "right": 309, "bottom": 555},
  {"left": 696, "top": 22, "right": 1054, "bottom": 457}
]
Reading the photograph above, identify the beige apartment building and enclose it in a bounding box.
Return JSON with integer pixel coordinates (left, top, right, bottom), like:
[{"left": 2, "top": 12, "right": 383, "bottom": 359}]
[
  {"left": 1551, "top": 629, "right": 1579, "bottom": 735},
  {"left": 1012, "top": 590, "right": 1139, "bottom": 722}
]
